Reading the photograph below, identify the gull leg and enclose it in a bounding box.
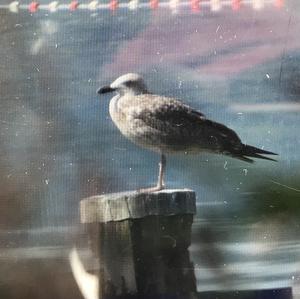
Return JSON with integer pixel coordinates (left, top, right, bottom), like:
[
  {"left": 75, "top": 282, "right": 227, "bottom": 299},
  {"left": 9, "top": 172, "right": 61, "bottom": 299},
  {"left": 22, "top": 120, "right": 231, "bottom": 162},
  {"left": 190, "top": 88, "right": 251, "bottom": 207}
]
[
  {"left": 157, "top": 153, "right": 166, "bottom": 190},
  {"left": 137, "top": 153, "right": 166, "bottom": 193}
]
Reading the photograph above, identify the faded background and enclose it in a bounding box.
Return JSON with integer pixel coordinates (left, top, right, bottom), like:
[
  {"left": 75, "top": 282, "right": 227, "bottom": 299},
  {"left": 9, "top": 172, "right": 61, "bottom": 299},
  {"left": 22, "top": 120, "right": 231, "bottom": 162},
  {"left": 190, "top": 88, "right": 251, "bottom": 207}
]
[{"left": 1, "top": 0, "right": 300, "bottom": 298}]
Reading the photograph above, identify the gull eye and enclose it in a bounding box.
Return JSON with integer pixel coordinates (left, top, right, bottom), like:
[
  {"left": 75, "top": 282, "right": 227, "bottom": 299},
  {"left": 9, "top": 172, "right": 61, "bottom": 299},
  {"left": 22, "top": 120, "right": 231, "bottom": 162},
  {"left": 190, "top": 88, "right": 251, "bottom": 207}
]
[{"left": 124, "top": 80, "right": 135, "bottom": 87}]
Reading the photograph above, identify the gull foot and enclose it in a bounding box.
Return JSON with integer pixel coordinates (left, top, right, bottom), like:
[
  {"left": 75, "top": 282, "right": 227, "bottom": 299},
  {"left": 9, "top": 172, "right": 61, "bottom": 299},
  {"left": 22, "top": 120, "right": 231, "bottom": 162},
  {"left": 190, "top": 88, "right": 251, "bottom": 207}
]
[{"left": 137, "top": 185, "right": 165, "bottom": 193}]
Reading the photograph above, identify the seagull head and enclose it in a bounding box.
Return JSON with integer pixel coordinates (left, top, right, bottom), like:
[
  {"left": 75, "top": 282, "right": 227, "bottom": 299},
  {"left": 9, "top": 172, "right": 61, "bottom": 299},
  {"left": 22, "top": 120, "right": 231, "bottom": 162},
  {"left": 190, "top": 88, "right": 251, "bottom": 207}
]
[{"left": 97, "top": 73, "right": 148, "bottom": 96}]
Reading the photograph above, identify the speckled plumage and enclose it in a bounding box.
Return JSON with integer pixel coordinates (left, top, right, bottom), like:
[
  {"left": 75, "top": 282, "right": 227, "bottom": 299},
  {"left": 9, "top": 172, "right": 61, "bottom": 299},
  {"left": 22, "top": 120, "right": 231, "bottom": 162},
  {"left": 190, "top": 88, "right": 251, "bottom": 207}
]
[{"left": 110, "top": 93, "right": 242, "bottom": 155}]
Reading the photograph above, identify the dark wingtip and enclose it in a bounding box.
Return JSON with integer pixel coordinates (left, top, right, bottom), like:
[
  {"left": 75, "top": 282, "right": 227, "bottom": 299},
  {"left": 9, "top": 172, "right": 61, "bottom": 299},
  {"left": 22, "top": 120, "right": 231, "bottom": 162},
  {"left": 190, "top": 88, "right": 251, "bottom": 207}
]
[
  {"left": 235, "top": 154, "right": 277, "bottom": 163},
  {"left": 252, "top": 154, "right": 278, "bottom": 162},
  {"left": 233, "top": 144, "right": 278, "bottom": 163},
  {"left": 258, "top": 149, "right": 278, "bottom": 156},
  {"left": 249, "top": 145, "right": 277, "bottom": 156},
  {"left": 241, "top": 144, "right": 278, "bottom": 158}
]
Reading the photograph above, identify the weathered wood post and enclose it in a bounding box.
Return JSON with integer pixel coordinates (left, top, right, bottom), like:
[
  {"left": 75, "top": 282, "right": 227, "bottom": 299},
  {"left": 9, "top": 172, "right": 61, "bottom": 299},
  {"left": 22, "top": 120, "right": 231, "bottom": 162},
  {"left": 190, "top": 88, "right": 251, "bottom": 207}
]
[{"left": 80, "top": 189, "right": 197, "bottom": 298}]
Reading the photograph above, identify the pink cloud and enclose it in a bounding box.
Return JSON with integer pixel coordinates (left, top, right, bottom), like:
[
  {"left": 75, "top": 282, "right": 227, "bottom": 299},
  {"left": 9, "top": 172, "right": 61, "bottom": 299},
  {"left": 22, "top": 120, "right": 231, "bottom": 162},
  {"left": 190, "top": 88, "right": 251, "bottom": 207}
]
[{"left": 103, "top": 6, "right": 300, "bottom": 78}]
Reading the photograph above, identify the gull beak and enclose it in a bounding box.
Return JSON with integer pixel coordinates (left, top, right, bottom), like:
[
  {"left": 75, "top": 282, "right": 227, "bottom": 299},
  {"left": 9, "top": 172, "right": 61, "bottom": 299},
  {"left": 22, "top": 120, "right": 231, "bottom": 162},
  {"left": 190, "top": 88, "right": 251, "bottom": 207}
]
[{"left": 97, "top": 86, "right": 115, "bottom": 95}]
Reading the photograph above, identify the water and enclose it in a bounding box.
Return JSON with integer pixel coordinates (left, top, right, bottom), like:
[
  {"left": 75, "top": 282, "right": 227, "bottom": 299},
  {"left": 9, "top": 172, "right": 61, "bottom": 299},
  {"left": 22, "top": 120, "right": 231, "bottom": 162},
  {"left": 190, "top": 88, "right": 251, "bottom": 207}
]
[{"left": 1, "top": 1, "right": 300, "bottom": 295}]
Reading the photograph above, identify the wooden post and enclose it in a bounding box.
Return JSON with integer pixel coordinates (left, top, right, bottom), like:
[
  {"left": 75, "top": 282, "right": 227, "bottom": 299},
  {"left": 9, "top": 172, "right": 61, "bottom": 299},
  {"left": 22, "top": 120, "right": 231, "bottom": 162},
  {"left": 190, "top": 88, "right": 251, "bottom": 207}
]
[{"left": 80, "top": 189, "right": 197, "bottom": 298}]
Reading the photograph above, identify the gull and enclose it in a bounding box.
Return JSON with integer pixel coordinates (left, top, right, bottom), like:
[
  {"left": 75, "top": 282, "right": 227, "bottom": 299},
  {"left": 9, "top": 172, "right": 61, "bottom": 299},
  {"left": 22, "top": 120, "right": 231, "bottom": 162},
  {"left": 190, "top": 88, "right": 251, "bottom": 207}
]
[{"left": 97, "top": 73, "right": 277, "bottom": 192}]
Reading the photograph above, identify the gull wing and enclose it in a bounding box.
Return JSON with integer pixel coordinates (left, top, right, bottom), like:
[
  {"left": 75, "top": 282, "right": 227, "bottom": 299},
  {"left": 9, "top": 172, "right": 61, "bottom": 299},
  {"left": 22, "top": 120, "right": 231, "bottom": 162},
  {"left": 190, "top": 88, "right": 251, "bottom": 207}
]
[
  {"left": 131, "top": 94, "right": 206, "bottom": 128},
  {"left": 120, "top": 93, "right": 277, "bottom": 161},
  {"left": 130, "top": 94, "right": 243, "bottom": 153}
]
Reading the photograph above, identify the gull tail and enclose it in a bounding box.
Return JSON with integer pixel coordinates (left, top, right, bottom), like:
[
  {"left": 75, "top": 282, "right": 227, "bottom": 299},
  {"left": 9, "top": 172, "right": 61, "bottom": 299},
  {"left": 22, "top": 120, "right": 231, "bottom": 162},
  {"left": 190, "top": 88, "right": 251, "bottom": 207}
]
[{"left": 233, "top": 144, "right": 278, "bottom": 163}]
